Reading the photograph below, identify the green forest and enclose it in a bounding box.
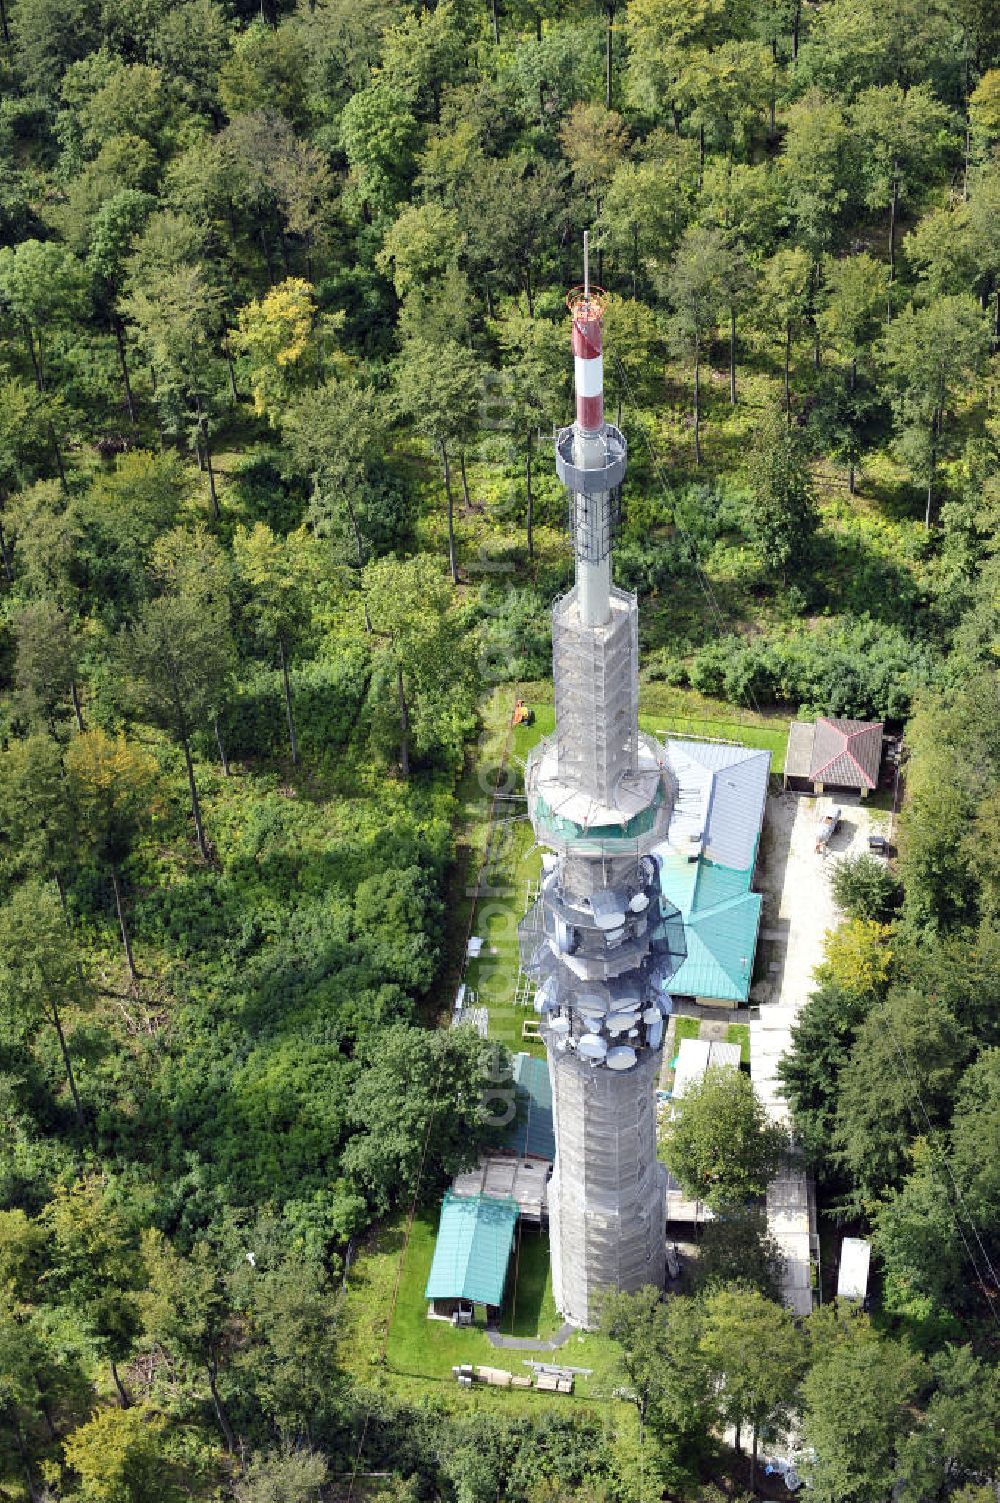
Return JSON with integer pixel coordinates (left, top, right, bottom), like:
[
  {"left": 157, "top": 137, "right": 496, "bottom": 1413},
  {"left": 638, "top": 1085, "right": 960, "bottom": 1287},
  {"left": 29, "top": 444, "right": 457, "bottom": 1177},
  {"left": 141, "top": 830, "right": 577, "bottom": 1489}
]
[{"left": 0, "top": 0, "right": 999, "bottom": 1497}]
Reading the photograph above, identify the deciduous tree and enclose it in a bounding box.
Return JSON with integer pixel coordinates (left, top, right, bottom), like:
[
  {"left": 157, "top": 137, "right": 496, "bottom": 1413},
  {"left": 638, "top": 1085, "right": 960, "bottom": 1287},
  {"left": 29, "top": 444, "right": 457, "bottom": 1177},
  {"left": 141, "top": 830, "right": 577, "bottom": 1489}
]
[
  {"left": 661, "top": 1066, "right": 787, "bottom": 1211},
  {"left": 665, "top": 223, "right": 727, "bottom": 465},
  {"left": 118, "top": 528, "right": 234, "bottom": 860},
  {"left": 232, "top": 523, "right": 315, "bottom": 765},
  {"left": 801, "top": 1319, "right": 925, "bottom": 1503},
  {"left": 0, "top": 881, "right": 89, "bottom": 1131},
  {"left": 883, "top": 294, "right": 989, "bottom": 527},
  {"left": 64, "top": 729, "right": 160, "bottom": 982},
  {"left": 700, "top": 1287, "right": 806, "bottom": 1487},
  {"left": 395, "top": 338, "right": 483, "bottom": 583},
  {"left": 742, "top": 406, "right": 818, "bottom": 580}
]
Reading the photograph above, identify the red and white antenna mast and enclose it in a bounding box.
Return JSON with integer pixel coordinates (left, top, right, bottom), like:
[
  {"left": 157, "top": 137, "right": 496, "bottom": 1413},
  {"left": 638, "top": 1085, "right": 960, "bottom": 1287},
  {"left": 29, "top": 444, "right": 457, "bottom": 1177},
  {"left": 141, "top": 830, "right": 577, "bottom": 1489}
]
[{"left": 556, "top": 231, "right": 626, "bottom": 626}]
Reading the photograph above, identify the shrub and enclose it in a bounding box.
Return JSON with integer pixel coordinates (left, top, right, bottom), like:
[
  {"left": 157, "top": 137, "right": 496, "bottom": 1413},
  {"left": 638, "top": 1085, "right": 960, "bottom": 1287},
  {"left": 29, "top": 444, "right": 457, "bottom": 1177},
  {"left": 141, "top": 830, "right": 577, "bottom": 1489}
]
[
  {"left": 475, "top": 586, "right": 551, "bottom": 682},
  {"left": 218, "top": 647, "right": 370, "bottom": 762},
  {"left": 831, "top": 854, "right": 902, "bottom": 921},
  {"left": 683, "top": 617, "right": 938, "bottom": 719}
]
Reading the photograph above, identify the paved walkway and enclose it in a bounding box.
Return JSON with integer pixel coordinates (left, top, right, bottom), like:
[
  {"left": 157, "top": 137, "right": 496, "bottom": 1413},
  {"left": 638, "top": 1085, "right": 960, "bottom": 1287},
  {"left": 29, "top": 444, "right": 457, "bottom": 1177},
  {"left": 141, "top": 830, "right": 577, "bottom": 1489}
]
[
  {"left": 486, "top": 1321, "right": 576, "bottom": 1351},
  {"left": 749, "top": 791, "right": 888, "bottom": 1313}
]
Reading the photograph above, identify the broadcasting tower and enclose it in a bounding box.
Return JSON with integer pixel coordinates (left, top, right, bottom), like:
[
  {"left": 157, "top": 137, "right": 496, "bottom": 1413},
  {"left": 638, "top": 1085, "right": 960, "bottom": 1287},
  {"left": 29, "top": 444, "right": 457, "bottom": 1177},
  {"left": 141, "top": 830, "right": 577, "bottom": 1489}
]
[{"left": 518, "top": 236, "right": 685, "bottom": 1329}]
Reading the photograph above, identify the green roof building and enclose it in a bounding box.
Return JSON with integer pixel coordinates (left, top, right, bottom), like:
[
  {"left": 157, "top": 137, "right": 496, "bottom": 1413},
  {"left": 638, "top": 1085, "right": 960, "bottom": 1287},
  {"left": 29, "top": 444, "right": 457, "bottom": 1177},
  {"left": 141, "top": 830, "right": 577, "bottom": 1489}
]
[
  {"left": 658, "top": 852, "right": 763, "bottom": 1005},
  {"left": 503, "top": 1052, "right": 556, "bottom": 1161},
  {"left": 424, "top": 1193, "right": 519, "bottom": 1309}
]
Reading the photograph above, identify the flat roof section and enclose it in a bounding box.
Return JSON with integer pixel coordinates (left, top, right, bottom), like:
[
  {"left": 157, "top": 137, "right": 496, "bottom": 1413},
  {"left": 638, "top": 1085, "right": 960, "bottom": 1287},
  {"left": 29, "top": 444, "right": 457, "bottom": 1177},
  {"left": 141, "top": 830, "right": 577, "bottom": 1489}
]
[
  {"left": 451, "top": 1154, "right": 550, "bottom": 1221},
  {"left": 783, "top": 721, "right": 816, "bottom": 781},
  {"left": 837, "top": 1237, "right": 871, "bottom": 1301}
]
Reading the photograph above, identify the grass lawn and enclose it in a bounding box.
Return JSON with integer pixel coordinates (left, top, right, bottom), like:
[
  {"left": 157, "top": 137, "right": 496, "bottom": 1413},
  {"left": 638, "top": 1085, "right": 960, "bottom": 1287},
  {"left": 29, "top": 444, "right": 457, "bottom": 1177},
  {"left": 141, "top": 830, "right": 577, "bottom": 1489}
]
[
  {"left": 510, "top": 691, "right": 791, "bottom": 773},
  {"left": 340, "top": 1211, "right": 627, "bottom": 1413},
  {"left": 672, "top": 1016, "right": 703, "bottom": 1052},
  {"left": 726, "top": 1022, "right": 751, "bottom": 1064}
]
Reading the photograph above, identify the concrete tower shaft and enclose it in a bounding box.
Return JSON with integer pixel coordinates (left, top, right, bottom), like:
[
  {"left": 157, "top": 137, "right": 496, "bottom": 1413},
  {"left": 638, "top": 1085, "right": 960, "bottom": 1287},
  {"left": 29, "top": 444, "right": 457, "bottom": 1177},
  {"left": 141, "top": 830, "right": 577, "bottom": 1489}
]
[{"left": 519, "top": 236, "right": 685, "bottom": 1330}]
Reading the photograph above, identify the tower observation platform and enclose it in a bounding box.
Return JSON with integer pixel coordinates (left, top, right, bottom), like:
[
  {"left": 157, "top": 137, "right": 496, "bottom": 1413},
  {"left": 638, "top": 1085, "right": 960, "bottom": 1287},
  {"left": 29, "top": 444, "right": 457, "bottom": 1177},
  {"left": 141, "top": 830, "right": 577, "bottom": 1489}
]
[{"left": 518, "top": 238, "right": 686, "bottom": 1329}]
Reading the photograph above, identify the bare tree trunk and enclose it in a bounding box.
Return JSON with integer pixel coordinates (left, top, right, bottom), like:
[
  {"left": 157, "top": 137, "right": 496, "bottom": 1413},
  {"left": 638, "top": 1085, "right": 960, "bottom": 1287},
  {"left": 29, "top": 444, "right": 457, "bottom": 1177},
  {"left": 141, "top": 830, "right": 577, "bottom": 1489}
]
[
  {"left": 278, "top": 636, "right": 299, "bottom": 766},
  {"left": 110, "top": 1360, "right": 131, "bottom": 1409},
  {"left": 38, "top": 1394, "right": 57, "bottom": 1441},
  {"left": 214, "top": 715, "right": 230, "bottom": 777},
  {"left": 751, "top": 1426, "right": 758, "bottom": 1491},
  {"left": 693, "top": 340, "right": 701, "bottom": 466},
  {"left": 204, "top": 440, "right": 218, "bottom": 519},
  {"left": 224, "top": 337, "right": 239, "bottom": 401},
  {"left": 113, "top": 318, "right": 136, "bottom": 424},
  {"left": 49, "top": 995, "right": 85, "bottom": 1131},
  {"left": 784, "top": 323, "right": 792, "bottom": 417},
  {"left": 489, "top": 0, "right": 499, "bottom": 43},
  {"left": 207, "top": 1359, "right": 236, "bottom": 1453},
  {"left": 459, "top": 450, "right": 471, "bottom": 509},
  {"left": 70, "top": 680, "right": 85, "bottom": 732},
  {"left": 0, "top": 0, "right": 10, "bottom": 48},
  {"left": 925, "top": 414, "right": 937, "bottom": 530},
  {"left": 440, "top": 442, "right": 458, "bottom": 583},
  {"left": 729, "top": 305, "right": 737, "bottom": 404},
  {"left": 259, "top": 225, "right": 275, "bottom": 285},
  {"left": 344, "top": 491, "right": 366, "bottom": 570},
  {"left": 605, "top": 2, "right": 615, "bottom": 108},
  {"left": 0, "top": 518, "right": 12, "bottom": 583},
  {"left": 49, "top": 423, "right": 67, "bottom": 494},
  {"left": 848, "top": 358, "right": 857, "bottom": 495},
  {"left": 525, "top": 446, "right": 534, "bottom": 559},
  {"left": 524, "top": 261, "right": 534, "bottom": 317},
  {"left": 10, "top": 1416, "right": 41, "bottom": 1503},
  {"left": 396, "top": 662, "right": 410, "bottom": 778},
  {"left": 181, "top": 733, "right": 210, "bottom": 861},
  {"left": 194, "top": 398, "right": 219, "bottom": 519},
  {"left": 110, "top": 867, "right": 138, "bottom": 983},
  {"left": 24, "top": 322, "right": 43, "bottom": 392},
  {"left": 888, "top": 172, "right": 899, "bottom": 283}
]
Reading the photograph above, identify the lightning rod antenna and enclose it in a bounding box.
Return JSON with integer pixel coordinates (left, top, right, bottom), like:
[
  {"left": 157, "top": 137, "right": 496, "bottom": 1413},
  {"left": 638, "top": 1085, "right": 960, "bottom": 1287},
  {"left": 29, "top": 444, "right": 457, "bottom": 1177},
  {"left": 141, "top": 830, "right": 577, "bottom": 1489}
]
[{"left": 583, "top": 230, "right": 590, "bottom": 302}]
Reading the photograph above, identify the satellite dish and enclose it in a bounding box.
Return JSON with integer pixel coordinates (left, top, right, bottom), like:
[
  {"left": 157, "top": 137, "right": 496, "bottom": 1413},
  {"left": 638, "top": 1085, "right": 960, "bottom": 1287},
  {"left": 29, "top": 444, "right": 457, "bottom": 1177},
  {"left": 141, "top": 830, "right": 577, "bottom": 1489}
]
[
  {"left": 549, "top": 1015, "right": 570, "bottom": 1036},
  {"left": 576, "top": 992, "right": 608, "bottom": 1016},
  {"left": 647, "top": 1018, "right": 663, "bottom": 1049},
  {"left": 607, "top": 1046, "right": 636, "bottom": 1071},
  {"left": 629, "top": 891, "right": 649, "bottom": 912},
  {"left": 642, "top": 1006, "right": 660, "bottom": 1025},
  {"left": 578, "top": 1033, "right": 608, "bottom": 1062},
  {"left": 607, "top": 1009, "right": 640, "bottom": 1035}
]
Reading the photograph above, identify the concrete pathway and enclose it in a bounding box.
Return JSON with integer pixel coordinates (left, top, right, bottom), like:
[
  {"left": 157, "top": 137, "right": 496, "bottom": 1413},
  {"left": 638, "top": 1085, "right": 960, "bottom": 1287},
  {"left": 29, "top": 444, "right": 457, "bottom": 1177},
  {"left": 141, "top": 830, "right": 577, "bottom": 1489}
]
[
  {"left": 486, "top": 1321, "right": 576, "bottom": 1351},
  {"left": 749, "top": 791, "right": 889, "bottom": 1313}
]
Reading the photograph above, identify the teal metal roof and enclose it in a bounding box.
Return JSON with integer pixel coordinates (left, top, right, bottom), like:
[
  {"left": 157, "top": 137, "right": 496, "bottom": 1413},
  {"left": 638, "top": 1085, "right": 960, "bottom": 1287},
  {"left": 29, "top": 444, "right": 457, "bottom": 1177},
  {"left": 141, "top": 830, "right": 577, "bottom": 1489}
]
[
  {"left": 503, "top": 1053, "right": 555, "bottom": 1160},
  {"left": 657, "top": 853, "right": 762, "bottom": 1004},
  {"left": 658, "top": 854, "right": 700, "bottom": 914},
  {"left": 424, "top": 1193, "right": 519, "bottom": 1306},
  {"left": 667, "top": 891, "right": 762, "bottom": 1003},
  {"left": 693, "top": 851, "right": 756, "bottom": 910}
]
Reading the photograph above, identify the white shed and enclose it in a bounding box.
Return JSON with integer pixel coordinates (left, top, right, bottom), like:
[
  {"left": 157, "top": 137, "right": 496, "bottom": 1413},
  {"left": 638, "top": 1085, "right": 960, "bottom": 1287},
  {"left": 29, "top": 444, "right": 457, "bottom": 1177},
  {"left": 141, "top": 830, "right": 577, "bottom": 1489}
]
[{"left": 837, "top": 1237, "right": 871, "bottom": 1302}]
